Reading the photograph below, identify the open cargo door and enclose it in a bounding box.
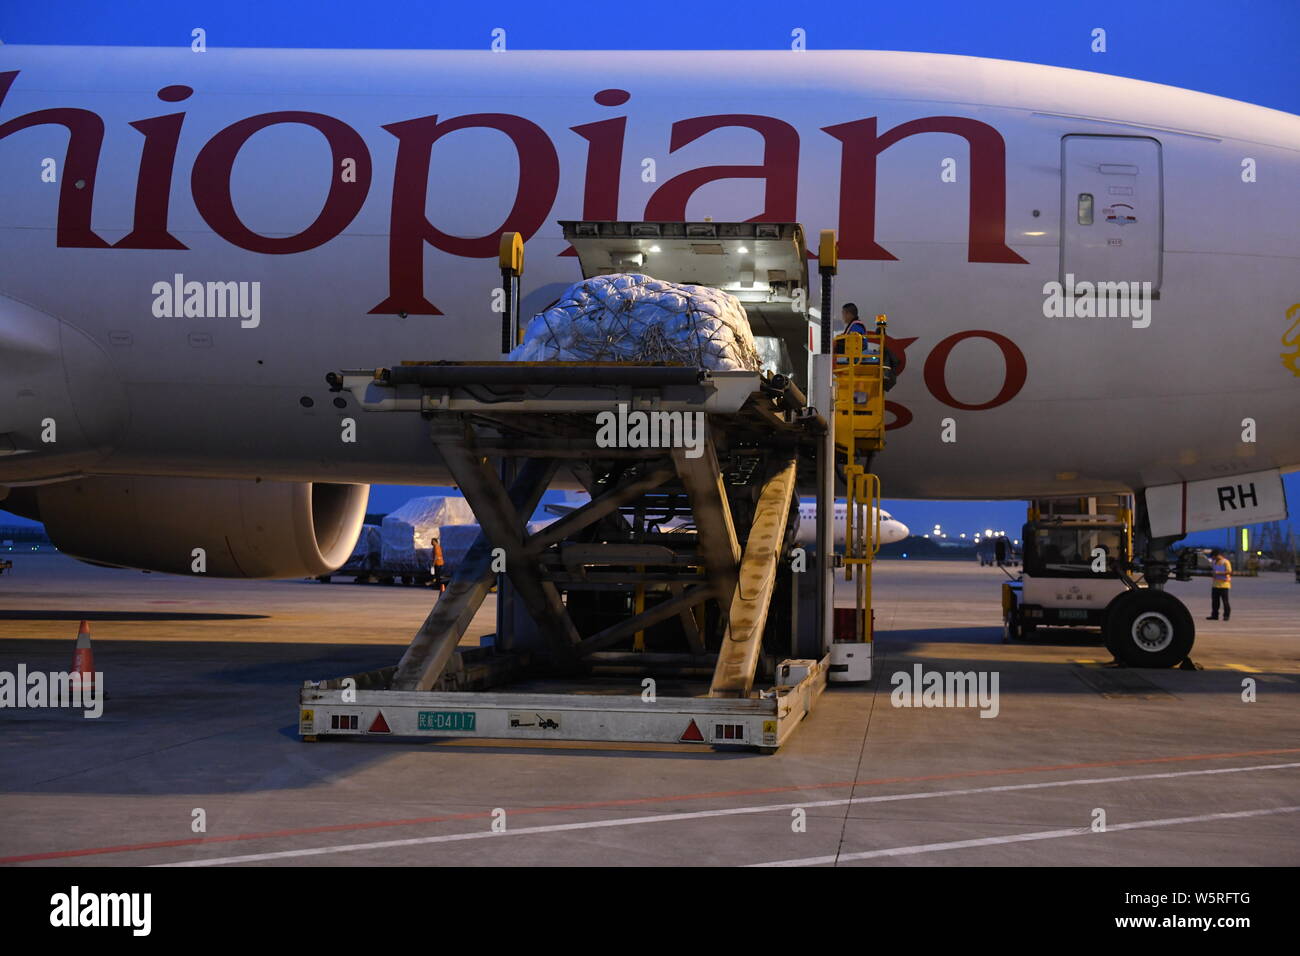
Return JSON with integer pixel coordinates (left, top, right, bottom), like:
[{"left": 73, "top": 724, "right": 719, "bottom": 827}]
[{"left": 559, "top": 220, "right": 811, "bottom": 391}]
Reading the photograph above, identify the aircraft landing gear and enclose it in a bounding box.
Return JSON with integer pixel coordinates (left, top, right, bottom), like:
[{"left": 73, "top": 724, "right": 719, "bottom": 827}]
[
  {"left": 1002, "top": 608, "right": 1036, "bottom": 643},
  {"left": 1102, "top": 588, "right": 1195, "bottom": 668}
]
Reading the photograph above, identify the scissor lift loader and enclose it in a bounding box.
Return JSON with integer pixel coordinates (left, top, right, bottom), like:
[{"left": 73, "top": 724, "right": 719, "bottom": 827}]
[{"left": 299, "top": 221, "right": 882, "bottom": 750}]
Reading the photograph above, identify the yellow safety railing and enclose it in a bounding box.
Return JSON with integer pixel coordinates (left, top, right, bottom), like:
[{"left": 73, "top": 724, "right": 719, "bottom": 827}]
[
  {"left": 833, "top": 314, "right": 890, "bottom": 644},
  {"left": 844, "top": 470, "right": 881, "bottom": 573},
  {"left": 832, "top": 316, "right": 888, "bottom": 457},
  {"left": 837, "top": 469, "right": 881, "bottom": 642}
]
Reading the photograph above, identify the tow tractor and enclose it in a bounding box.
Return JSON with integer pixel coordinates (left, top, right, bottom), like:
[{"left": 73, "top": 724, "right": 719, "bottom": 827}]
[
  {"left": 297, "top": 221, "right": 890, "bottom": 751},
  {"left": 1002, "top": 495, "right": 1197, "bottom": 668}
]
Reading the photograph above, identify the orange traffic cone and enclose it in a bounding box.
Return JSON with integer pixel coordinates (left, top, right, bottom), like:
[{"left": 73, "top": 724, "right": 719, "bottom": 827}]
[{"left": 72, "top": 619, "right": 96, "bottom": 692}]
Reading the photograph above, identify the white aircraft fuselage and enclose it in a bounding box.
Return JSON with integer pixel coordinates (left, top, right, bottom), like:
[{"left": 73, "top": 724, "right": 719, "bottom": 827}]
[
  {"left": 2, "top": 46, "right": 1297, "bottom": 504},
  {"left": 794, "top": 501, "right": 910, "bottom": 548}
]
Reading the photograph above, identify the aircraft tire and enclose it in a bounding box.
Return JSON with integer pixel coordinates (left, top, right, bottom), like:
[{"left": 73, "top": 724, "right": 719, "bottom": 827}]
[
  {"left": 1103, "top": 589, "right": 1194, "bottom": 668},
  {"left": 1002, "top": 609, "right": 1020, "bottom": 643}
]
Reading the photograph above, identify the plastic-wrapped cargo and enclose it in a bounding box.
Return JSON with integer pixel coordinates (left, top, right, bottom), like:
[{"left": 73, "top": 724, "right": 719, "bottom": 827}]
[
  {"left": 380, "top": 496, "right": 475, "bottom": 572},
  {"left": 509, "top": 273, "right": 762, "bottom": 371},
  {"left": 436, "top": 523, "right": 481, "bottom": 571},
  {"left": 348, "top": 524, "right": 382, "bottom": 569}
]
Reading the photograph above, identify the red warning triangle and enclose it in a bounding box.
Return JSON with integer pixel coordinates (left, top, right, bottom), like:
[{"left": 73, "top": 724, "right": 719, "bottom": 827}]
[
  {"left": 368, "top": 711, "right": 392, "bottom": 734},
  {"left": 679, "top": 719, "right": 704, "bottom": 742}
]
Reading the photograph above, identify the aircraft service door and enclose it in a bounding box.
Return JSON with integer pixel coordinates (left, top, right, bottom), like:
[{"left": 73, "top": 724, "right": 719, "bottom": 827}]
[{"left": 1060, "top": 135, "right": 1163, "bottom": 294}]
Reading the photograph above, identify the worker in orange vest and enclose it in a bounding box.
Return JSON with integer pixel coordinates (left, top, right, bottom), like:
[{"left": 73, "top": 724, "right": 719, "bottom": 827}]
[
  {"left": 432, "top": 537, "right": 446, "bottom": 591},
  {"left": 1207, "top": 548, "right": 1232, "bottom": 621}
]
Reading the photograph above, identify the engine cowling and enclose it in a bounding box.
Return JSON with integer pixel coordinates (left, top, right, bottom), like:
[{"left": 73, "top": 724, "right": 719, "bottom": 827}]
[{"left": 30, "top": 477, "right": 368, "bottom": 578}]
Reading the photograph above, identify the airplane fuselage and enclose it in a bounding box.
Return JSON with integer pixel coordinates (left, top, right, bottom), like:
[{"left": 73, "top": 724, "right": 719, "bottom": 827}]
[
  {"left": 794, "top": 501, "right": 910, "bottom": 547},
  {"left": 2, "top": 47, "right": 1297, "bottom": 500}
]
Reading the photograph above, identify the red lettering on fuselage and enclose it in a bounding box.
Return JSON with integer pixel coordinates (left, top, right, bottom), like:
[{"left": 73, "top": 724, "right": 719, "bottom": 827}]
[
  {"left": 645, "top": 114, "right": 799, "bottom": 222},
  {"left": 822, "top": 116, "right": 1027, "bottom": 264},
  {"left": 1, "top": 69, "right": 1027, "bottom": 271},
  {"left": 371, "top": 113, "right": 560, "bottom": 315},
  {"left": 115, "top": 110, "right": 189, "bottom": 250},
  {"left": 884, "top": 400, "right": 914, "bottom": 431},
  {"left": 922, "top": 329, "right": 1028, "bottom": 410},
  {"left": 885, "top": 331, "right": 1024, "bottom": 430},
  {"left": 113, "top": 85, "right": 195, "bottom": 250},
  {"left": 192, "top": 110, "right": 372, "bottom": 254},
  {"left": 0, "top": 70, "right": 109, "bottom": 248},
  {"left": 0, "top": 71, "right": 1033, "bottom": 414},
  {"left": 571, "top": 92, "right": 630, "bottom": 221},
  {"left": 562, "top": 90, "right": 631, "bottom": 257}
]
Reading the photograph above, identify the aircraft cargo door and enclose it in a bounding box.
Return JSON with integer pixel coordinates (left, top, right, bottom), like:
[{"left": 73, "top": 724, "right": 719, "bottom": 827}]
[{"left": 1060, "top": 135, "right": 1163, "bottom": 294}]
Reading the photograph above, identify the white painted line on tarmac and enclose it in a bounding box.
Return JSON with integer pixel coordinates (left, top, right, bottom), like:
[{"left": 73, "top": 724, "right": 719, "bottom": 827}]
[
  {"left": 155, "top": 760, "right": 1300, "bottom": 866},
  {"left": 752, "top": 804, "right": 1300, "bottom": 867}
]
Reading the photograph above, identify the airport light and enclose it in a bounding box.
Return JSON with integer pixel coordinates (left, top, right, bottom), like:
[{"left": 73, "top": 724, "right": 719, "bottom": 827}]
[{"left": 984, "top": 528, "right": 993, "bottom": 537}]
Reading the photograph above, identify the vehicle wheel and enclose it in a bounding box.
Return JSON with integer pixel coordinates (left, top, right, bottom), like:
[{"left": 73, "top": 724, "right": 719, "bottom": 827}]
[
  {"left": 1002, "top": 609, "right": 1020, "bottom": 643},
  {"left": 1103, "top": 589, "right": 1194, "bottom": 668}
]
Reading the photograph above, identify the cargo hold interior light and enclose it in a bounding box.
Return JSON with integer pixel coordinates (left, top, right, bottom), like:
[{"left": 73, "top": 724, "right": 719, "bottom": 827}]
[{"left": 559, "top": 219, "right": 813, "bottom": 389}]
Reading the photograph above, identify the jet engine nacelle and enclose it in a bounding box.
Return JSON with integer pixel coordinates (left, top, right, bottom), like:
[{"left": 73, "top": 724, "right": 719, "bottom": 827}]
[{"left": 29, "top": 477, "right": 368, "bottom": 578}]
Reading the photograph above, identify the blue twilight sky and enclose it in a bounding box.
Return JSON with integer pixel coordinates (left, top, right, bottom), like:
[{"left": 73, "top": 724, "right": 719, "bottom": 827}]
[{"left": 1, "top": 1, "right": 1296, "bottom": 541}]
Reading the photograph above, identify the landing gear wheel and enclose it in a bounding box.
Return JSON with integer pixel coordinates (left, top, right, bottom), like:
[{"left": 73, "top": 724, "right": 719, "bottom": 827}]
[
  {"left": 1002, "top": 608, "right": 1021, "bottom": 643},
  {"left": 1103, "top": 589, "right": 1195, "bottom": 668}
]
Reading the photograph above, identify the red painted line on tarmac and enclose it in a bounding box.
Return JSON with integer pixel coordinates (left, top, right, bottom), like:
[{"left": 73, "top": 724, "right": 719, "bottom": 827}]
[{"left": 4, "top": 746, "right": 1298, "bottom": 864}]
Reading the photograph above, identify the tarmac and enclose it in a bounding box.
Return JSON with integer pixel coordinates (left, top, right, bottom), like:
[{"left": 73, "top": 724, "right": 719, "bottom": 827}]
[{"left": 1, "top": 553, "right": 1296, "bottom": 867}]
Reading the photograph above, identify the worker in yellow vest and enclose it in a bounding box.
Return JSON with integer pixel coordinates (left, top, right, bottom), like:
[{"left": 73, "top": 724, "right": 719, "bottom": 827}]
[{"left": 1207, "top": 548, "right": 1232, "bottom": 621}]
